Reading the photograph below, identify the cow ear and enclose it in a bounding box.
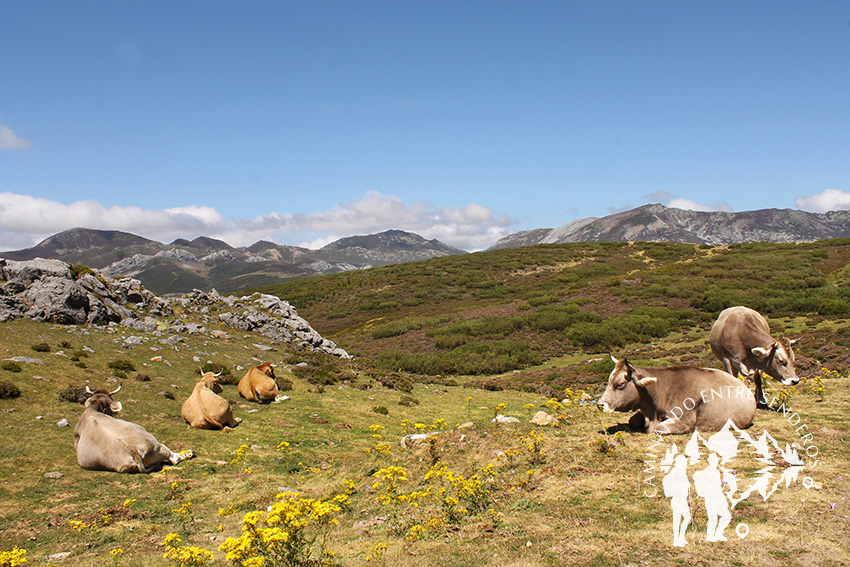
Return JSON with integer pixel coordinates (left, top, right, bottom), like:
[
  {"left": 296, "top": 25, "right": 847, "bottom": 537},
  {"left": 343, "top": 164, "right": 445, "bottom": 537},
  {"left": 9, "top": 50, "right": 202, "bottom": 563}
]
[
  {"left": 634, "top": 376, "right": 657, "bottom": 388},
  {"left": 110, "top": 401, "right": 123, "bottom": 413},
  {"left": 751, "top": 346, "right": 772, "bottom": 358}
]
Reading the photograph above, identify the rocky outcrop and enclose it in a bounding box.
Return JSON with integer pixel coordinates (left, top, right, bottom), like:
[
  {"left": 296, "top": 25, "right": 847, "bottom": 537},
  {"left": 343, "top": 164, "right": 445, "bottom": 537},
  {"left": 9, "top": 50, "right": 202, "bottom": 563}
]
[
  {"left": 180, "top": 289, "right": 351, "bottom": 359},
  {"left": 0, "top": 258, "right": 351, "bottom": 359},
  {"left": 0, "top": 258, "right": 169, "bottom": 324}
]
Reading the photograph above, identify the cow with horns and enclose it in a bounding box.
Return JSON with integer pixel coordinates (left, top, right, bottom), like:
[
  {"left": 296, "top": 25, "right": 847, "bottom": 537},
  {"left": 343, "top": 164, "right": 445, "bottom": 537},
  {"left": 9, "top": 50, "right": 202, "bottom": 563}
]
[{"left": 74, "top": 385, "right": 193, "bottom": 473}]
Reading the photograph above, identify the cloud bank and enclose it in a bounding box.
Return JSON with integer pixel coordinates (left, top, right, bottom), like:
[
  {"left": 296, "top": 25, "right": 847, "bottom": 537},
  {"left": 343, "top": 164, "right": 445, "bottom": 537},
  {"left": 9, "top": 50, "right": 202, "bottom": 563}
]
[
  {"left": 0, "top": 125, "right": 30, "bottom": 151},
  {"left": 795, "top": 189, "right": 850, "bottom": 213},
  {"left": 0, "top": 190, "right": 513, "bottom": 252}
]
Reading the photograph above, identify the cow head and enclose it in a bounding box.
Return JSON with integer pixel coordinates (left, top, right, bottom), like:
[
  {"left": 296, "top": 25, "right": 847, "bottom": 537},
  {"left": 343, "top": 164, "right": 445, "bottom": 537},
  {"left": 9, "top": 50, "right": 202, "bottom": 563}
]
[
  {"left": 84, "top": 384, "right": 123, "bottom": 415},
  {"left": 751, "top": 338, "right": 799, "bottom": 385},
  {"left": 198, "top": 371, "right": 224, "bottom": 394},
  {"left": 598, "top": 356, "right": 656, "bottom": 413},
  {"left": 257, "top": 362, "right": 276, "bottom": 379}
]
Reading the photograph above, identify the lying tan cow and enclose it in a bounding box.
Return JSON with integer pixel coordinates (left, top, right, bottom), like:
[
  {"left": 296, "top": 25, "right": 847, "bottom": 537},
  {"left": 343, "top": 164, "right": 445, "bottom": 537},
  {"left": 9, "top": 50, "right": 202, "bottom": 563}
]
[
  {"left": 599, "top": 357, "right": 756, "bottom": 434},
  {"left": 182, "top": 372, "right": 241, "bottom": 429},
  {"left": 74, "top": 385, "right": 193, "bottom": 473},
  {"left": 710, "top": 306, "right": 799, "bottom": 409},
  {"left": 237, "top": 362, "right": 278, "bottom": 403}
]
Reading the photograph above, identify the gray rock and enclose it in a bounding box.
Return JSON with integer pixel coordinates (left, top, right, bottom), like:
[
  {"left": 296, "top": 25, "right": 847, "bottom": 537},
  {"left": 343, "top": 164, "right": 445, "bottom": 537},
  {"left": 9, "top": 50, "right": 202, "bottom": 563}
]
[
  {"left": 23, "top": 277, "right": 90, "bottom": 324},
  {"left": 0, "top": 258, "right": 71, "bottom": 284},
  {"left": 5, "top": 356, "right": 43, "bottom": 364},
  {"left": 57, "top": 418, "right": 69, "bottom": 427}
]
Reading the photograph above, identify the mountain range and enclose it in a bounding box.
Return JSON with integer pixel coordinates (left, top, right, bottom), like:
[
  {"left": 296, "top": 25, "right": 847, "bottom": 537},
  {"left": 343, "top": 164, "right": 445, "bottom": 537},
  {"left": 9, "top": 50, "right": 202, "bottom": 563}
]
[
  {"left": 0, "top": 228, "right": 464, "bottom": 295},
  {"left": 489, "top": 203, "right": 850, "bottom": 249},
  {"left": 4, "top": 203, "right": 850, "bottom": 294}
]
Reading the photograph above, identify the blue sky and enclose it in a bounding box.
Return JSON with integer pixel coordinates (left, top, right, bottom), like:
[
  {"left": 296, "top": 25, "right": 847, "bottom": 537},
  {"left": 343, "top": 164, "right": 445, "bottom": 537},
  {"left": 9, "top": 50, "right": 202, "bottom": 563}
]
[{"left": 2, "top": 1, "right": 849, "bottom": 251}]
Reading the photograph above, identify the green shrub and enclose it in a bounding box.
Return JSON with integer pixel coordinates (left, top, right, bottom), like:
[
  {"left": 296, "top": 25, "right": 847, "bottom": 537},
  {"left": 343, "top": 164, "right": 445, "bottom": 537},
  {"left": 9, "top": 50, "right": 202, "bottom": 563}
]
[
  {"left": 200, "top": 362, "right": 236, "bottom": 385},
  {"left": 31, "top": 342, "right": 50, "bottom": 353},
  {"left": 276, "top": 376, "right": 294, "bottom": 391},
  {"left": 70, "top": 264, "right": 94, "bottom": 279},
  {"left": 373, "top": 405, "right": 390, "bottom": 415},
  {"left": 108, "top": 359, "right": 136, "bottom": 373},
  {"left": 1, "top": 361, "right": 22, "bottom": 373},
  {"left": 0, "top": 380, "right": 21, "bottom": 399},
  {"left": 398, "top": 395, "right": 419, "bottom": 406},
  {"left": 59, "top": 385, "right": 90, "bottom": 404}
]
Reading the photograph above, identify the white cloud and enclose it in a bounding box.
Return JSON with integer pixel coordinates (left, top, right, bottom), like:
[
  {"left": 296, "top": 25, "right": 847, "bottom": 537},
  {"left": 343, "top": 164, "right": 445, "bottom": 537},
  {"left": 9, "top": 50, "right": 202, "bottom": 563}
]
[
  {"left": 666, "top": 198, "right": 732, "bottom": 213},
  {"left": 0, "top": 192, "right": 226, "bottom": 250},
  {"left": 0, "top": 190, "right": 514, "bottom": 252},
  {"left": 0, "top": 125, "right": 30, "bottom": 151},
  {"left": 795, "top": 189, "right": 850, "bottom": 213}
]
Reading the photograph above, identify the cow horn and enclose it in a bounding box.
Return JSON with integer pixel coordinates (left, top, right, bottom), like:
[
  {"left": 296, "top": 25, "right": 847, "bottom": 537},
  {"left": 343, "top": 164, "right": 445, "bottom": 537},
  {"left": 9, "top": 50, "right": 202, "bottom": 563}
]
[
  {"left": 214, "top": 371, "right": 222, "bottom": 377},
  {"left": 85, "top": 385, "right": 94, "bottom": 394},
  {"left": 109, "top": 384, "right": 122, "bottom": 395},
  {"left": 610, "top": 355, "right": 619, "bottom": 364}
]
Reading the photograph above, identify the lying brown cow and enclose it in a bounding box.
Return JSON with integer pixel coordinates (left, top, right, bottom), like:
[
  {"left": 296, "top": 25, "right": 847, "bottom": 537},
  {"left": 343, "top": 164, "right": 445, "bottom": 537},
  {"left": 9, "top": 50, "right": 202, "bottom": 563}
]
[
  {"left": 182, "top": 372, "right": 241, "bottom": 429},
  {"left": 599, "top": 357, "right": 756, "bottom": 434},
  {"left": 237, "top": 362, "right": 278, "bottom": 403},
  {"left": 710, "top": 306, "right": 799, "bottom": 409},
  {"left": 74, "top": 385, "right": 193, "bottom": 473}
]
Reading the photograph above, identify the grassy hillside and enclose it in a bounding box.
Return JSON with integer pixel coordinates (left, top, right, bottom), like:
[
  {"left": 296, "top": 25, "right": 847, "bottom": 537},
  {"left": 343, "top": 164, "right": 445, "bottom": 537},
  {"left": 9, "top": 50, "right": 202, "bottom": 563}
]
[
  {"left": 254, "top": 240, "right": 850, "bottom": 394},
  {"left": 1, "top": 240, "right": 848, "bottom": 566}
]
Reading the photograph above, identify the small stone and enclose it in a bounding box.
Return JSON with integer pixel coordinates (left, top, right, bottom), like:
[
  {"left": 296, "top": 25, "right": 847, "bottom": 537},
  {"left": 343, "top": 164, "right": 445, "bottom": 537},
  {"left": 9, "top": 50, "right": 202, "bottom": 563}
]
[
  {"left": 530, "top": 411, "right": 560, "bottom": 426},
  {"left": 56, "top": 418, "right": 69, "bottom": 428},
  {"left": 492, "top": 414, "right": 520, "bottom": 424},
  {"left": 44, "top": 471, "right": 64, "bottom": 479}
]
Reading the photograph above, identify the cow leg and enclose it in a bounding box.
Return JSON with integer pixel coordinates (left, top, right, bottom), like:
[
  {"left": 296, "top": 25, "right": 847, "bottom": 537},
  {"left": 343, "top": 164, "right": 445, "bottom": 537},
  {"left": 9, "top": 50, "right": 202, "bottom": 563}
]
[
  {"left": 628, "top": 412, "right": 646, "bottom": 431},
  {"left": 653, "top": 411, "right": 697, "bottom": 435}
]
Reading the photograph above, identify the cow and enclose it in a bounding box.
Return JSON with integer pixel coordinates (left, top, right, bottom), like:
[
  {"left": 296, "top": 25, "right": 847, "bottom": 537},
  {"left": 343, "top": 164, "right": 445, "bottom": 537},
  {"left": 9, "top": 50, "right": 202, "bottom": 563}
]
[
  {"left": 182, "top": 372, "right": 242, "bottom": 429},
  {"left": 709, "top": 306, "right": 799, "bottom": 409},
  {"left": 237, "top": 362, "right": 278, "bottom": 403},
  {"left": 74, "top": 385, "right": 193, "bottom": 473},
  {"left": 598, "top": 357, "right": 756, "bottom": 434}
]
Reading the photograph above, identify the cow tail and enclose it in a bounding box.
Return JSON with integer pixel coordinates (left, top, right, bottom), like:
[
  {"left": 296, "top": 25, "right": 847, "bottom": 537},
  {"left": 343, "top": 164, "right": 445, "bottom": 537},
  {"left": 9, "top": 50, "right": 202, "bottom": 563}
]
[{"left": 201, "top": 404, "right": 225, "bottom": 430}]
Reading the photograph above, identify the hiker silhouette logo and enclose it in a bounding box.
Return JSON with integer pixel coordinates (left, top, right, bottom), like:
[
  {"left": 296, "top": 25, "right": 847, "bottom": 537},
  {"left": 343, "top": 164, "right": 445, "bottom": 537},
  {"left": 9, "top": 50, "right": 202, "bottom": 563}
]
[{"left": 648, "top": 419, "right": 815, "bottom": 546}]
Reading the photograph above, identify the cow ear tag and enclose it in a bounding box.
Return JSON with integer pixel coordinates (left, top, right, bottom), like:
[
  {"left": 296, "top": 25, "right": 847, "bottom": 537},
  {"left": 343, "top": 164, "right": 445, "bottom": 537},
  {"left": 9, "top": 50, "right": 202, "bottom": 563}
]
[{"left": 110, "top": 402, "right": 123, "bottom": 413}]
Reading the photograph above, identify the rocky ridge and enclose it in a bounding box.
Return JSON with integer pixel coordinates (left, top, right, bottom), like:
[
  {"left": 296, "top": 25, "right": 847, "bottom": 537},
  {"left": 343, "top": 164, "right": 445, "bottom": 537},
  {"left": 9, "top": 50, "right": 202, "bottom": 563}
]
[
  {"left": 489, "top": 204, "right": 850, "bottom": 249},
  {"left": 0, "top": 258, "right": 350, "bottom": 359}
]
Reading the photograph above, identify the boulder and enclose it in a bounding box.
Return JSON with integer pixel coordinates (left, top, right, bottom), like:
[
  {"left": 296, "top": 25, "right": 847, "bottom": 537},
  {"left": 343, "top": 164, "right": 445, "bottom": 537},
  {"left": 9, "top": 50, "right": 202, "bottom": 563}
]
[{"left": 530, "top": 411, "right": 560, "bottom": 426}]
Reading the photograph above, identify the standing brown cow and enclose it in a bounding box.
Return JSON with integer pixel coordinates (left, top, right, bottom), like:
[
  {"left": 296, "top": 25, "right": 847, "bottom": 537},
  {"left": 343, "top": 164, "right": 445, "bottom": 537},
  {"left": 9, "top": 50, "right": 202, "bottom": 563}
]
[
  {"left": 182, "top": 372, "right": 241, "bottom": 429},
  {"left": 237, "top": 362, "right": 278, "bottom": 403},
  {"left": 709, "top": 306, "right": 799, "bottom": 409}
]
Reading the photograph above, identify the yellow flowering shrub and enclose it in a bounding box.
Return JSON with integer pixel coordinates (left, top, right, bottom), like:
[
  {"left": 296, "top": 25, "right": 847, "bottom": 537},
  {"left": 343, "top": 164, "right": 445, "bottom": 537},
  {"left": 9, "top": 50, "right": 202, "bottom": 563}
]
[
  {"left": 161, "top": 534, "right": 214, "bottom": 567},
  {"left": 0, "top": 546, "right": 28, "bottom": 567},
  {"left": 219, "top": 491, "right": 342, "bottom": 567}
]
